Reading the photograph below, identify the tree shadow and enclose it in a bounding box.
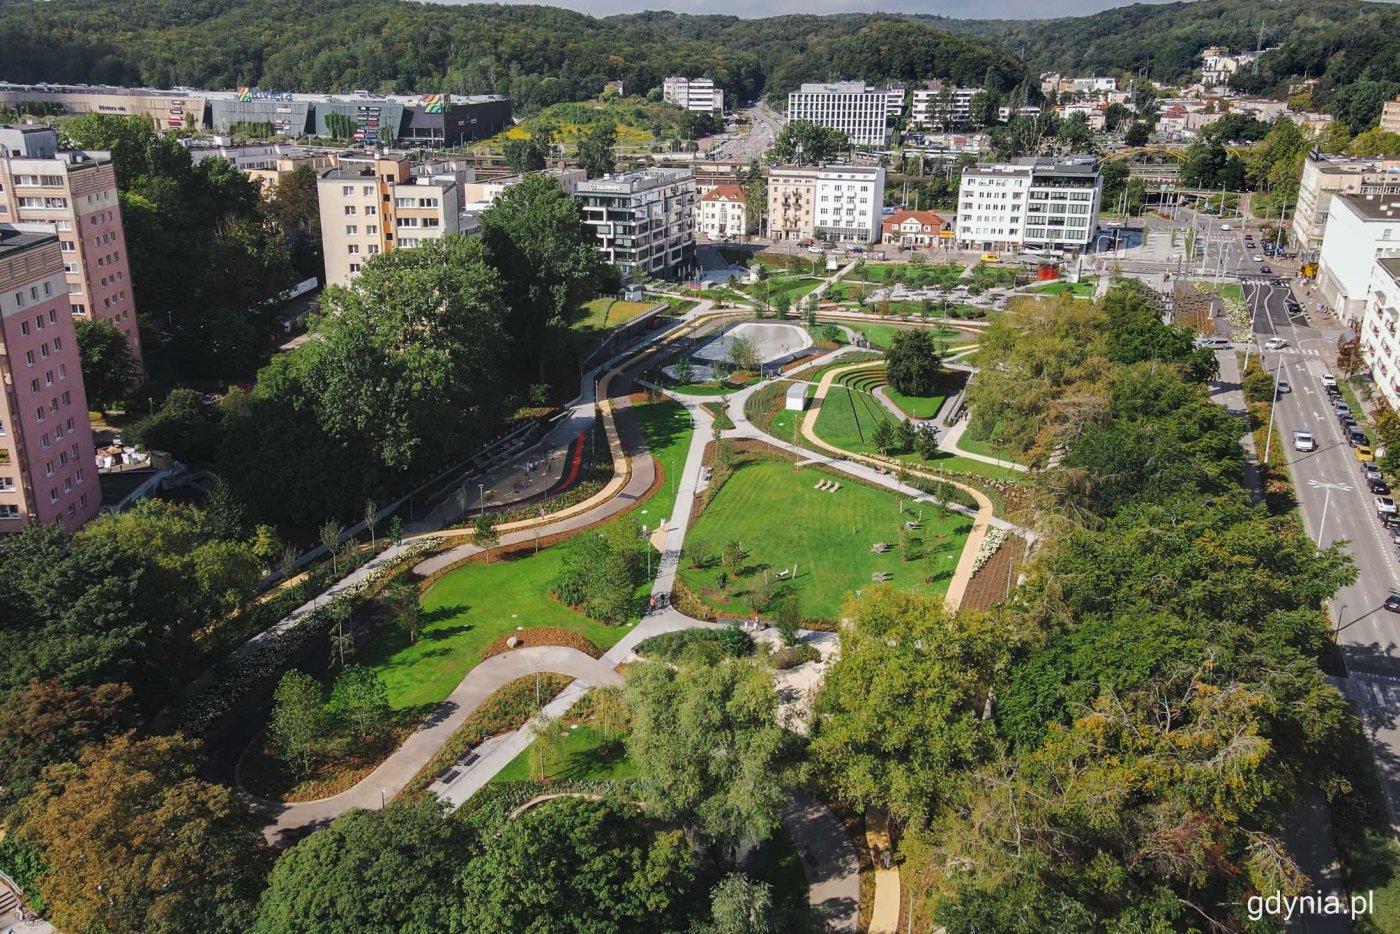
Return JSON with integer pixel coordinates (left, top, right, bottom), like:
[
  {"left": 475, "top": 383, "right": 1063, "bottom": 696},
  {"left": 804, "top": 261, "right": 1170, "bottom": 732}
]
[
  {"left": 423, "top": 604, "right": 469, "bottom": 625},
  {"left": 423, "top": 623, "right": 474, "bottom": 641}
]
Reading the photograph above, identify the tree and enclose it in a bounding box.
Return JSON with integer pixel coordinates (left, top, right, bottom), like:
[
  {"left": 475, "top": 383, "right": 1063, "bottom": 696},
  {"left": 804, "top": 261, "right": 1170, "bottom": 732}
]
[
  {"left": 270, "top": 670, "right": 331, "bottom": 776},
  {"left": 1347, "top": 128, "right": 1400, "bottom": 158},
  {"left": 767, "top": 120, "right": 849, "bottom": 165},
  {"left": 722, "top": 539, "right": 745, "bottom": 577},
  {"left": 19, "top": 732, "right": 269, "bottom": 934},
  {"left": 1337, "top": 334, "right": 1365, "bottom": 378},
  {"left": 728, "top": 335, "right": 759, "bottom": 372},
  {"left": 719, "top": 623, "right": 754, "bottom": 656},
  {"left": 457, "top": 798, "right": 696, "bottom": 933},
  {"left": 472, "top": 513, "right": 501, "bottom": 562},
  {"left": 0, "top": 679, "right": 134, "bottom": 817},
  {"left": 363, "top": 498, "right": 379, "bottom": 550},
  {"left": 673, "top": 356, "right": 696, "bottom": 386},
  {"left": 73, "top": 318, "right": 137, "bottom": 413},
  {"left": 386, "top": 578, "right": 423, "bottom": 644},
  {"left": 319, "top": 520, "right": 344, "bottom": 574},
  {"left": 809, "top": 587, "right": 1012, "bottom": 825},
  {"left": 699, "top": 874, "right": 778, "bottom": 934},
  {"left": 625, "top": 659, "right": 793, "bottom": 853},
  {"left": 479, "top": 175, "right": 612, "bottom": 385},
  {"left": 269, "top": 164, "right": 323, "bottom": 280},
  {"left": 329, "top": 665, "right": 391, "bottom": 739},
  {"left": 253, "top": 796, "right": 475, "bottom": 934},
  {"left": 589, "top": 684, "right": 629, "bottom": 751},
  {"left": 503, "top": 135, "right": 550, "bottom": 173},
  {"left": 885, "top": 329, "right": 944, "bottom": 396},
  {"left": 575, "top": 122, "right": 618, "bottom": 179},
  {"left": 870, "top": 417, "right": 896, "bottom": 455},
  {"left": 529, "top": 715, "right": 570, "bottom": 781}
]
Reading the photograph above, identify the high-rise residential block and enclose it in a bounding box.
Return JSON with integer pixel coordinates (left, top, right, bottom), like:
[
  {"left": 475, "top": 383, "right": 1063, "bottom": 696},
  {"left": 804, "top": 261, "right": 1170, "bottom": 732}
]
[
  {"left": 0, "top": 225, "right": 100, "bottom": 533},
  {"left": 786, "top": 81, "right": 899, "bottom": 147},
  {"left": 1294, "top": 151, "right": 1400, "bottom": 256},
  {"left": 0, "top": 124, "right": 144, "bottom": 370},
  {"left": 1317, "top": 193, "right": 1400, "bottom": 323},
  {"left": 571, "top": 169, "right": 696, "bottom": 280},
  {"left": 663, "top": 77, "right": 724, "bottom": 114}
]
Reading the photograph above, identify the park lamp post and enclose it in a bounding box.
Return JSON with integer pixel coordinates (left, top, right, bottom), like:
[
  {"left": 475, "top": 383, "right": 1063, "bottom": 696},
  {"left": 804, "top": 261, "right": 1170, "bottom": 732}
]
[{"left": 478, "top": 483, "right": 485, "bottom": 517}]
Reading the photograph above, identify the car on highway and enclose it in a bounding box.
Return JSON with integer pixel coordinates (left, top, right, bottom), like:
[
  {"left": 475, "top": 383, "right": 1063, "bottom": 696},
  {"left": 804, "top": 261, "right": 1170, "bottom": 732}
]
[
  {"left": 1322, "top": 373, "right": 1338, "bottom": 388},
  {"left": 1265, "top": 337, "right": 1288, "bottom": 350},
  {"left": 1293, "top": 430, "right": 1316, "bottom": 452},
  {"left": 1386, "top": 592, "right": 1400, "bottom": 613},
  {"left": 1359, "top": 445, "right": 1377, "bottom": 462}
]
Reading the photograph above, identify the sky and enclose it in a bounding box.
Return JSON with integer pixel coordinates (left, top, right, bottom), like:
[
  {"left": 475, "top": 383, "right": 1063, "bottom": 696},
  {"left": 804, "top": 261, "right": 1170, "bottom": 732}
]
[{"left": 446, "top": 0, "right": 1183, "bottom": 18}]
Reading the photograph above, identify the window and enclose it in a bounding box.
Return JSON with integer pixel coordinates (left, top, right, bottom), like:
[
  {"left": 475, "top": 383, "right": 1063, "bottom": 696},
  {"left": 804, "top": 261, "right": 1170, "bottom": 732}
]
[
  {"left": 344, "top": 205, "right": 357, "bottom": 215},
  {"left": 24, "top": 351, "right": 33, "bottom": 367},
  {"left": 348, "top": 263, "right": 361, "bottom": 273},
  {"left": 0, "top": 505, "right": 19, "bottom": 519},
  {"left": 60, "top": 240, "right": 74, "bottom": 252},
  {"left": 341, "top": 185, "right": 354, "bottom": 196},
  {"left": 52, "top": 336, "right": 61, "bottom": 352},
  {"left": 345, "top": 225, "right": 358, "bottom": 235},
  {"left": 0, "top": 477, "right": 13, "bottom": 490},
  {"left": 347, "top": 244, "right": 360, "bottom": 255}
]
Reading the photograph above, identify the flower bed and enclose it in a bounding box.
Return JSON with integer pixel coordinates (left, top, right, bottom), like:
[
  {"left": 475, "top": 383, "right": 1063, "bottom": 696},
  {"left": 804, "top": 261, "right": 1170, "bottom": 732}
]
[{"left": 969, "top": 526, "right": 1009, "bottom": 576}]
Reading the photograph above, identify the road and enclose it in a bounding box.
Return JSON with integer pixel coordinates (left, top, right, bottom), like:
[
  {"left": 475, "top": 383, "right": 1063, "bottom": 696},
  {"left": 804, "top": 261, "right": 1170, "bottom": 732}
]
[
  {"left": 706, "top": 102, "right": 783, "bottom": 163},
  {"left": 1245, "top": 275, "right": 1400, "bottom": 830}
]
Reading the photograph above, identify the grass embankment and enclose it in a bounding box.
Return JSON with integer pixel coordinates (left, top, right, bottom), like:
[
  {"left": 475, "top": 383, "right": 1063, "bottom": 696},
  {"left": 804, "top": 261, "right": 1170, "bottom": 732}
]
[
  {"left": 491, "top": 724, "right": 637, "bottom": 784},
  {"left": 678, "top": 460, "right": 970, "bottom": 619}
]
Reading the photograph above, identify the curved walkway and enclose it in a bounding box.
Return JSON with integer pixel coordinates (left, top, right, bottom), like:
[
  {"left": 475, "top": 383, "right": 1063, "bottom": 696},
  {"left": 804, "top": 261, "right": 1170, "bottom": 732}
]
[
  {"left": 939, "top": 418, "right": 1030, "bottom": 473},
  {"left": 785, "top": 791, "right": 861, "bottom": 933},
  {"left": 798, "top": 360, "right": 999, "bottom": 612},
  {"left": 254, "top": 646, "right": 621, "bottom": 845}
]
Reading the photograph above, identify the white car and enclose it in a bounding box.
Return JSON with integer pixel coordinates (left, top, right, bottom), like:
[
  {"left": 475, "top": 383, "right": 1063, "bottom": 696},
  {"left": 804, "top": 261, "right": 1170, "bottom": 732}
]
[
  {"left": 1378, "top": 497, "right": 1398, "bottom": 516},
  {"left": 1292, "top": 430, "right": 1315, "bottom": 452},
  {"left": 1264, "top": 337, "right": 1288, "bottom": 350},
  {"left": 1221, "top": 223, "right": 1233, "bottom": 231},
  {"left": 1253, "top": 255, "right": 1264, "bottom": 262},
  {"left": 1322, "top": 373, "right": 1338, "bottom": 388}
]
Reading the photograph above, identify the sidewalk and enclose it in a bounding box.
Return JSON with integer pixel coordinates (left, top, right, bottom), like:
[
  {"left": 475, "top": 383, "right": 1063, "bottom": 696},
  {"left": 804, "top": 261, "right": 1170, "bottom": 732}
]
[
  {"left": 939, "top": 419, "right": 1030, "bottom": 473},
  {"left": 1209, "top": 348, "right": 1264, "bottom": 503}
]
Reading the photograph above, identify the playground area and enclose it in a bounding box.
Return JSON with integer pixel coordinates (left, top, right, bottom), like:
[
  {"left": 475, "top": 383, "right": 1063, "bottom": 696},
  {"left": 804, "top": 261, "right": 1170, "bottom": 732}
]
[{"left": 678, "top": 460, "right": 970, "bottom": 620}]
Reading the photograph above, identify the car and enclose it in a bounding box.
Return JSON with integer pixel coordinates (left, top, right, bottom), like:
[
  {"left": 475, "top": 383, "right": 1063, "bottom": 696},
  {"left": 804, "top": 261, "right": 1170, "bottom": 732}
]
[
  {"left": 1386, "top": 592, "right": 1400, "bottom": 613},
  {"left": 1359, "top": 445, "right": 1377, "bottom": 462},
  {"left": 1221, "top": 223, "right": 1233, "bottom": 230},
  {"left": 848, "top": 245, "right": 865, "bottom": 253},
  {"left": 1363, "top": 462, "right": 1383, "bottom": 480},
  {"left": 1322, "top": 373, "right": 1337, "bottom": 388},
  {"left": 1349, "top": 429, "right": 1371, "bottom": 448},
  {"left": 1335, "top": 399, "right": 1351, "bottom": 415},
  {"left": 1341, "top": 416, "right": 1358, "bottom": 432},
  {"left": 1383, "top": 511, "right": 1400, "bottom": 528},
  {"left": 1293, "top": 430, "right": 1316, "bottom": 452},
  {"left": 1253, "top": 255, "right": 1264, "bottom": 262},
  {"left": 1286, "top": 300, "right": 1301, "bottom": 313},
  {"left": 1370, "top": 477, "right": 1391, "bottom": 495},
  {"left": 979, "top": 253, "right": 1001, "bottom": 263},
  {"left": 1197, "top": 336, "right": 1230, "bottom": 348},
  {"left": 1378, "top": 496, "right": 1397, "bottom": 515},
  {"left": 1276, "top": 379, "right": 1291, "bottom": 394},
  {"left": 1265, "top": 337, "right": 1288, "bottom": 350},
  {"left": 1260, "top": 265, "right": 1272, "bottom": 274}
]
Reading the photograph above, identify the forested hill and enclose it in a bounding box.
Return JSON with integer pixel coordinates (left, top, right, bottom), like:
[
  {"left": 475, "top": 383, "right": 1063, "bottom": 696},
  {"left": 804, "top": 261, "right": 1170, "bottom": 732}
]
[
  {"left": 0, "top": 1, "right": 1024, "bottom": 114},
  {"left": 928, "top": 0, "right": 1400, "bottom": 125}
]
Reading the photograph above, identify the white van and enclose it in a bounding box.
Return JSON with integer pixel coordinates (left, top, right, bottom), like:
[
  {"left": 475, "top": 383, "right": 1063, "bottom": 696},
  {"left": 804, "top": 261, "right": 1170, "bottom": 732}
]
[{"left": 1293, "top": 430, "right": 1316, "bottom": 452}]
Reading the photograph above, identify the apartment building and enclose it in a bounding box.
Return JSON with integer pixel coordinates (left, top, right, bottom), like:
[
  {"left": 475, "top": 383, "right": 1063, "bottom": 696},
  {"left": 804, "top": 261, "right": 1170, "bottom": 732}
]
[
  {"left": 956, "top": 157, "right": 1102, "bottom": 253},
  {"left": 697, "top": 185, "right": 746, "bottom": 239},
  {"left": 765, "top": 165, "right": 885, "bottom": 244},
  {"left": 571, "top": 169, "right": 696, "bottom": 280},
  {"left": 318, "top": 156, "right": 464, "bottom": 287},
  {"left": 0, "top": 125, "right": 144, "bottom": 369},
  {"left": 0, "top": 226, "right": 100, "bottom": 533},
  {"left": 786, "top": 82, "right": 899, "bottom": 147},
  {"left": 910, "top": 85, "right": 978, "bottom": 130},
  {"left": 1381, "top": 96, "right": 1400, "bottom": 135},
  {"left": 1317, "top": 194, "right": 1400, "bottom": 323},
  {"left": 1360, "top": 257, "right": 1400, "bottom": 411},
  {"left": 662, "top": 77, "right": 724, "bottom": 115},
  {"left": 1293, "top": 151, "right": 1400, "bottom": 256}
]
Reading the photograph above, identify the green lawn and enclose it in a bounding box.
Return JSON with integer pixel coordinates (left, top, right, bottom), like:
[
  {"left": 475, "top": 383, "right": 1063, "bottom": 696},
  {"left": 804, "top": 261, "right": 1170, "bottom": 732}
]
[
  {"left": 360, "top": 549, "right": 629, "bottom": 711},
  {"left": 954, "top": 432, "right": 1027, "bottom": 467},
  {"left": 490, "top": 724, "right": 637, "bottom": 783},
  {"left": 745, "top": 277, "right": 822, "bottom": 304},
  {"left": 679, "top": 460, "right": 970, "bottom": 619},
  {"left": 849, "top": 323, "right": 961, "bottom": 350},
  {"left": 1029, "top": 279, "right": 1096, "bottom": 297},
  {"left": 884, "top": 383, "right": 948, "bottom": 419},
  {"left": 1197, "top": 281, "right": 1245, "bottom": 304},
  {"left": 630, "top": 399, "right": 694, "bottom": 527}
]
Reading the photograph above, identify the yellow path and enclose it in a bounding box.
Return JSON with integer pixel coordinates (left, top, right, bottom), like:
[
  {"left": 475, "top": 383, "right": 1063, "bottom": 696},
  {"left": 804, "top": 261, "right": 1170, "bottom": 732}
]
[{"left": 799, "top": 360, "right": 995, "bottom": 612}]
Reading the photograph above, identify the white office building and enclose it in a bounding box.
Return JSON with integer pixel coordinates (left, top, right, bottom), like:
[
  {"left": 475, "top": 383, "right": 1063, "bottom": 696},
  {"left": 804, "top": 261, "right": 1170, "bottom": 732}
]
[
  {"left": 663, "top": 77, "right": 723, "bottom": 115},
  {"left": 1293, "top": 151, "right": 1400, "bottom": 256},
  {"left": 786, "top": 81, "right": 900, "bottom": 146},
  {"left": 910, "top": 85, "right": 979, "bottom": 129},
  {"left": 955, "top": 157, "right": 1102, "bottom": 253},
  {"left": 572, "top": 168, "right": 696, "bottom": 280},
  {"left": 1317, "top": 193, "right": 1400, "bottom": 323}
]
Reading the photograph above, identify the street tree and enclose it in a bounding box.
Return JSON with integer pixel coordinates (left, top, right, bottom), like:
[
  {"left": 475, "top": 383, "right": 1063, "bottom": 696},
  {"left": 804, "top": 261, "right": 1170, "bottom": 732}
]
[
  {"left": 270, "top": 670, "right": 331, "bottom": 776},
  {"left": 766, "top": 120, "right": 849, "bottom": 164},
  {"left": 575, "top": 122, "right": 618, "bottom": 179},
  {"left": 73, "top": 318, "right": 137, "bottom": 413},
  {"left": 319, "top": 521, "right": 343, "bottom": 574},
  {"left": 472, "top": 513, "right": 501, "bottom": 563}
]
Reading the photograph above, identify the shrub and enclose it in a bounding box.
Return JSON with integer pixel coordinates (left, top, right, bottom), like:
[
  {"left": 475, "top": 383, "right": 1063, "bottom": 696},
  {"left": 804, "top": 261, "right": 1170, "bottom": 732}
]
[
  {"left": 769, "top": 644, "right": 820, "bottom": 670},
  {"left": 635, "top": 628, "right": 726, "bottom": 665},
  {"left": 719, "top": 623, "right": 754, "bottom": 657}
]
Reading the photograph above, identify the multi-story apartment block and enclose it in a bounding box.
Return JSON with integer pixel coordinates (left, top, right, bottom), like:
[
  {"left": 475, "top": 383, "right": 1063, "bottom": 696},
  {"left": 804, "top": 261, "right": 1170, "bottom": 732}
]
[
  {"left": 956, "top": 157, "right": 1102, "bottom": 253},
  {"left": 572, "top": 169, "right": 696, "bottom": 280},
  {"left": 662, "top": 77, "right": 724, "bottom": 115},
  {"left": 1381, "top": 96, "right": 1400, "bottom": 135},
  {"left": 910, "top": 85, "right": 978, "bottom": 129},
  {"left": 767, "top": 168, "right": 817, "bottom": 242},
  {"left": 0, "top": 125, "right": 144, "bottom": 370},
  {"left": 318, "top": 156, "right": 467, "bottom": 287},
  {"left": 697, "top": 185, "right": 746, "bottom": 239},
  {"left": 1294, "top": 152, "right": 1400, "bottom": 256},
  {"left": 0, "top": 225, "right": 100, "bottom": 533},
  {"left": 786, "top": 82, "right": 899, "bottom": 147},
  {"left": 1360, "top": 257, "right": 1400, "bottom": 411},
  {"left": 1317, "top": 194, "right": 1400, "bottom": 323},
  {"left": 765, "top": 165, "right": 885, "bottom": 244}
]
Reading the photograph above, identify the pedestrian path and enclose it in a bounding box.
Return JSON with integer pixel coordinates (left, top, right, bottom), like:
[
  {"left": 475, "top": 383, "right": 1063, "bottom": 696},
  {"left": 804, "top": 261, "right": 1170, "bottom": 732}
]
[
  {"left": 1209, "top": 348, "right": 1264, "bottom": 504},
  {"left": 866, "top": 808, "right": 901, "bottom": 934},
  {"left": 939, "top": 418, "right": 1030, "bottom": 472},
  {"left": 784, "top": 792, "right": 860, "bottom": 933}
]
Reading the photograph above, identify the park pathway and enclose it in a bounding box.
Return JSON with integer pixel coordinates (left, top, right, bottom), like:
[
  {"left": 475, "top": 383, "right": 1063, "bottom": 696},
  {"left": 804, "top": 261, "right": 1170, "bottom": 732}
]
[
  {"left": 251, "top": 646, "right": 621, "bottom": 845},
  {"left": 784, "top": 792, "right": 861, "bottom": 933},
  {"left": 939, "top": 419, "right": 1030, "bottom": 473},
  {"left": 866, "top": 808, "right": 901, "bottom": 934}
]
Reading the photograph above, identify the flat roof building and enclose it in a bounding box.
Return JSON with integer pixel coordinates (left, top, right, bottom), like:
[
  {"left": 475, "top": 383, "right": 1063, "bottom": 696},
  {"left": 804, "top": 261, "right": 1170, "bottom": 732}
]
[
  {"left": 765, "top": 164, "right": 886, "bottom": 245},
  {"left": 572, "top": 169, "right": 696, "bottom": 280},
  {"left": 1293, "top": 151, "right": 1400, "bottom": 256},
  {"left": 1317, "top": 193, "right": 1400, "bottom": 323},
  {"left": 0, "top": 225, "right": 101, "bottom": 533},
  {"left": 663, "top": 77, "right": 724, "bottom": 115},
  {"left": 786, "top": 81, "right": 899, "bottom": 147},
  {"left": 956, "top": 156, "right": 1102, "bottom": 254}
]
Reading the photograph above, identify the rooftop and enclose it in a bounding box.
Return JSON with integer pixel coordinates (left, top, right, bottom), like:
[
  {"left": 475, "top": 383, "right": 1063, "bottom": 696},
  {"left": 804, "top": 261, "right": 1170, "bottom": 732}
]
[
  {"left": 1337, "top": 193, "right": 1400, "bottom": 221},
  {"left": 700, "top": 185, "right": 745, "bottom": 202},
  {"left": 574, "top": 168, "right": 694, "bottom": 193},
  {"left": 0, "top": 226, "right": 56, "bottom": 258},
  {"left": 1380, "top": 257, "right": 1400, "bottom": 282}
]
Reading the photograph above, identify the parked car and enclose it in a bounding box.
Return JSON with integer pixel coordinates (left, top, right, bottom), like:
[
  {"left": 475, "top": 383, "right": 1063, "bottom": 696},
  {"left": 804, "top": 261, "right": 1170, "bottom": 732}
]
[
  {"left": 1363, "top": 463, "right": 1383, "bottom": 481},
  {"left": 1265, "top": 337, "right": 1288, "bottom": 350},
  {"left": 1349, "top": 428, "right": 1371, "bottom": 448},
  {"left": 1293, "top": 430, "right": 1316, "bottom": 452},
  {"left": 1335, "top": 399, "right": 1351, "bottom": 415},
  {"left": 1370, "top": 477, "right": 1391, "bottom": 495},
  {"left": 1322, "top": 373, "right": 1338, "bottom": 388},
  {"left": 1340, "top": 416, "right": 1358, "bottom": 432},
  {"left": 1359, "top": 445, "right": 1377, "bottom": 462}
]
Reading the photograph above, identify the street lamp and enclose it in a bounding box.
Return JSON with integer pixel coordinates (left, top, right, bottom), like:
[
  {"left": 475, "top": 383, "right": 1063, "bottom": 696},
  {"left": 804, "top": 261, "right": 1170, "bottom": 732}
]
[
  {"left": 1307, "top": 479, "right": 1352, "bottom": 547},
  {"left": 478, "top": 483, "right": 485, "bottom": 517}
]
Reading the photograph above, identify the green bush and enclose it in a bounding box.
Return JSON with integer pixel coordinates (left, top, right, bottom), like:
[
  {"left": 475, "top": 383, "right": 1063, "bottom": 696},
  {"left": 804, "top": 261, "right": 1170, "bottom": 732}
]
[{"left": 769, "top": 644, "right": 820, "bottom": 670}]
